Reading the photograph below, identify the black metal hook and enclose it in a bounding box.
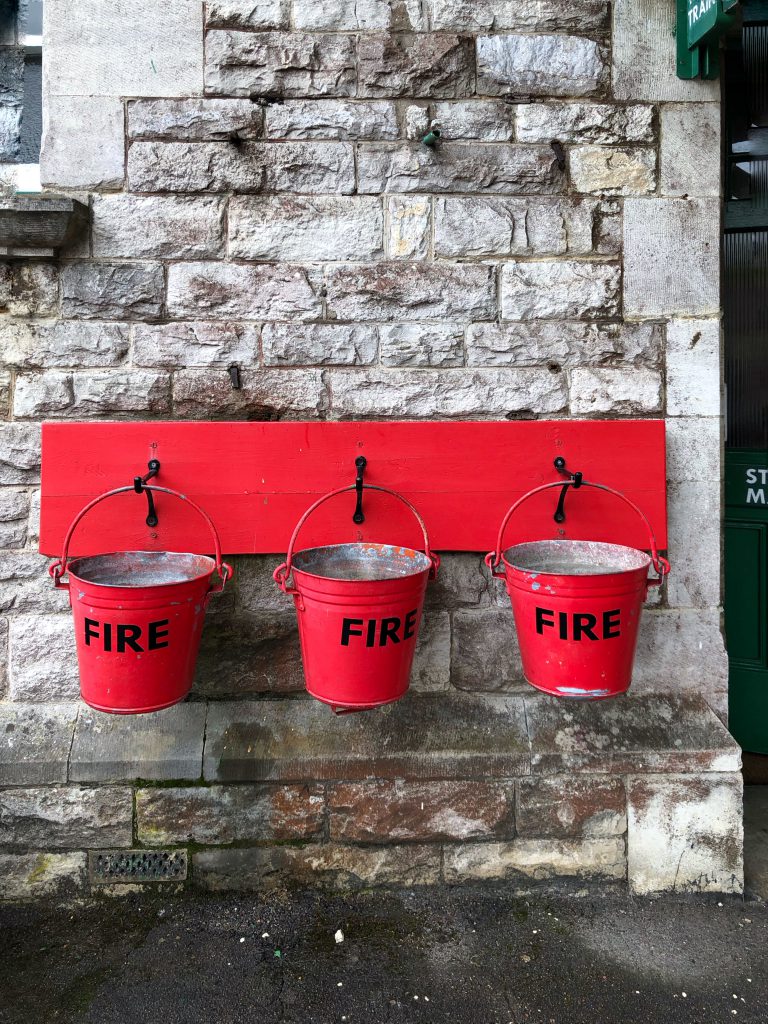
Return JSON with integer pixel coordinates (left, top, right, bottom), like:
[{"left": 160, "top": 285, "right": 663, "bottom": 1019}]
[
  {"left": 553, "top": 457, "right": 582, "bottom": 524},
  {"left": 353, "top": 456, "right": 367, "bottom": 524},
  {"left": 134, "top": 459, "right": 161, "bottom": 528}
]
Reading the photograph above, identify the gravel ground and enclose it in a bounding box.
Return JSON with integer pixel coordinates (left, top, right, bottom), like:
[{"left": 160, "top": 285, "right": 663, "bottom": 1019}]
[{"left": 0, "top": 885, "right": 765, "bottom": 1024}]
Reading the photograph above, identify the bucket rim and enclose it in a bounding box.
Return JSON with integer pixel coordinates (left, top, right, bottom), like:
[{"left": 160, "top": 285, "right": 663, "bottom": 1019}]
[
  {"left": 66, "top": 550, "right": 217, "bottom": 589},
  {"left": 502, "top": 538, "right": 652, "bottom": 576},
  {"left": 291, "top": 540, "right": 432, "bottom": 583}
]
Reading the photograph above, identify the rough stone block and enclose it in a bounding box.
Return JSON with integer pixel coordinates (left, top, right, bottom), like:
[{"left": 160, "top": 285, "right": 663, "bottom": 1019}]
[
  {"left": 132, "top": 322, "right": 260, "bottom": 369},
  {"left": 206, "top": 0, "right": 290, "bottom": 29},
  {"left": 625, "top": 198, "right": 719, "bottom": 312},
  {"left": 516, "top": 102, "right": 654, "bottom": 144},
  {"left": 137, "top": 784, "right": 324, "bottom": 845},
  {"left": 92, "top": 196, "right": 225, "bottom": 259},
  {"left": 517, "top": 776, "right": 626, "bottom": 837},
  {"left": 9, "top": 615, "right": 79, "bottom": 702},
  {"left": 666, "top": 318, "right": 721, "bottom": 417},
  {"left": 0, "top": 551, "right": 69, "bottom": 616},
  {"left": 424, "top": 552, "right": 501, "bottom": 610},
  {"left": 14, "top": 370, "right": 171, "bottom": 419},
  {"left": 632, "top": 609, "right": 729, "bottom": 702},
  {"left": 526, "top": 694, "right": 740, "bottom": 775},
  {"left": 61, "top": 263, "right": 164, "bottom": 321},
  {"left": 173, "top": 368, "right": 326, "bottom": 419},
  {"left": 386, "top": 195, "right": 430, "bottom": 260},
  {"left": 434, "top": 197, "right": 608, "bottom": 259},
  {"left": 411, "top": 610, "right": 451, "bottom": 692},
  {"left": 128, "top": 140, "right": 355, "bottom": 194},
  {"left": 329, "top": 368, "right": 567, "bottom": 418},
  {"left": 234, "top": 555, "right": 296, "bottom": 614},
  {"left": 205, "top": 30, "right": 356, "bottom": 97},
  {"left": 69, "top": 704, "right": 207, "bottom": 782},
  {"left": 128, "top": 98, "right": 264, "bottom": 141},
  {"left": 194, "top": 612, "right": 305, "bottom": 696},
  {"left": 661, "top": 104, "right": 720, "bottom": 197},
  {"left": 666, "top": 416, "right": 722, "bottom": 485},
  {"left": 432, "top": 100, "right": 515, "bottom": 141},
  {"left": 0, "top": 490, "right": 29, "bottom": 548},
  {"left": 329, "top": 780, "right": 514, "bottom": 842},
  {"left": 203, "top": 694, "right": 530, "bottom": 781},
  {"left": 41, "top": 96, "right": 124, "bottom": 190},
  {"left": 569, "top": 146, "right": 656, "bottom": 196},
  {"left": 379, "top": 324, "right": 464, "bottom": 368},
  {"left": 443, "top": 838, "right": 625, "bottom": 883},
  {"left": 477, "top": 34, "right": 607, "bottom": 98},
  {"left": 627, "top": 774, "right": 743, "bottom": 894},
  {"left": 501, "top": 261, "right": 620, "bottom": 320},
  {"left": 569, "top": 367, "right": 662, "bottom": 415},
  {"left": 194, "top": 843, "right": 441, "bottom": 890},
  {"left": 0, "top": 262, "right": 58, "bottom": 317},
  {"left": 45, "top": 0, "right": 203, "bottom": 96},
  {"left": 3, "top": 322, "right": 130, "bottom": 370},
  {"left": 430, "top": 0, "right": 609, "bottom": 32},
  {"left": 451, "top": 608, "right": 525, "bottom": 692},
  {"left": 262, "top": 324, "right": 378, "bottom": 366},
  {"left": 229, "top": 196, "right": 384, "bottom": 261},
  {"left": 0, "top": 424, "right": 40, "bottom": 485},
  {"left": 265, "top": 99, "right": 398, "bottom": 140},
  {"left": 0, "top": 787, "right": 133, "bottom": 850},
  {"left": 467, "top": 321, "right": 662, "bottom": 369},
  {"left": 324, "top": 263, "right": 495, "bottom": 321},
  {"left": 358, "top": 33, "right": 473, "bottom": 98},
  {"left": 294, "top": 0, "right": 426, "bottom": 30},
  {"left": 0, "top": 853, "right": 87, "bottom": 898},
  {"left": 167, "top": 262, "right": 322, "bottom": 320},
  {"left": 0, "top": 617, "right": 6, "bottom": 699},
  {"left": 613, "top": 0, "right": 720, "bottom": 102},
  {"left": 0, "top": 703, "right": 78, "bottom": 785},
  {"left": 358, "top": 143, "right": 563, "bottom": 195},
  {"left": 666, "top": 479, "right": 721, "bottom": 609}
]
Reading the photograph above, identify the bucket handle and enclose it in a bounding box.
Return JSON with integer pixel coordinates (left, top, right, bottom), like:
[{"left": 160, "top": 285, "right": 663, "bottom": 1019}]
[
  {"left": 48, "top": 485, "right": 233, "bottom": 592},
  {"left": 484, "top": 481, "right": 670, "bottom": 588},
  {"left": 273, "top": 484, "right": 440, "bottom": 594}
]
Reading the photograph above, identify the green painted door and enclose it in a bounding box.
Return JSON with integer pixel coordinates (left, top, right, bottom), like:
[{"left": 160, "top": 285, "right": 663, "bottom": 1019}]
[{"left": 726, "top": 452, "right": 768, "bottom": 752}]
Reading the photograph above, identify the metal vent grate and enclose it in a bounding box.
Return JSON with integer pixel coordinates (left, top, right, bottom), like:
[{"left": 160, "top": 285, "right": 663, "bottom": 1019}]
[{"left": 89, "top": 849, "right": 187, "bottom": 884}]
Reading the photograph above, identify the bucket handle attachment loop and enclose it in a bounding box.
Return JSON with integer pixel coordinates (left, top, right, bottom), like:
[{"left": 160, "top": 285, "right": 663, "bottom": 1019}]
[
  {"left": 484, "top": 480, "right": 670, "bottom": 587},
  {"left": 49, "top": 484, "right": 233, "bottom": 592},
  {"left": 273, "top": 483, "right": 440, "bottom": 594}
]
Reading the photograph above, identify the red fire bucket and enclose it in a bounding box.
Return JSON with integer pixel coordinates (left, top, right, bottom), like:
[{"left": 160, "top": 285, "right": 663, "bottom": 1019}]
[
  {"left": 49, "top": 485, "right": 232, "bottom": 715},
  {"left": 485, "top": 481, "right": 670, "bottom": 701},
  {"left": 274, "top": 484, "right": 439, "bottom": 714}
]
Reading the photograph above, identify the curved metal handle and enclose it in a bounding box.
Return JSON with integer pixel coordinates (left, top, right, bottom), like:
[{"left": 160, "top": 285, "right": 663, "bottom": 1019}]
[
  {"left": 484, "top": 480, "right": 670, "bottom": 587},
  {"left": 273, "top": 484, "right": 439, "bottom": 594},
  {"left": 49, "top": 485, "right": 232, "bottom": 592}
]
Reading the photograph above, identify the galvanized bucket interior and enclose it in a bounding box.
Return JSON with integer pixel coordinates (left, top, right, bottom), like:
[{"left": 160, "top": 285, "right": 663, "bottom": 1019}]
[
  {"left": 505, "top": 540, "right": 651, "bottom": 576},
  {"left": 67, "top": 551, "right": 216, "bottom": 588},
  {"left": 293, "top": 543, "right": 431, "bottom": 582}
]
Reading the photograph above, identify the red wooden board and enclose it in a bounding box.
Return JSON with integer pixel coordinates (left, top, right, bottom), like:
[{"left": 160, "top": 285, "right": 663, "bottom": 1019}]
[{"left": 40, "top": 420, "right": 668, "bottom": 557}]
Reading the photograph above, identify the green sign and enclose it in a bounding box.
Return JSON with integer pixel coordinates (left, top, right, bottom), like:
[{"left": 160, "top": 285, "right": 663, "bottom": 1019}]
[
  {"left": 688, "top": 0, "right": 720, "bottom": 46},
  {"left": 677, "top": 0, "right": 738, "bottom": 79}
]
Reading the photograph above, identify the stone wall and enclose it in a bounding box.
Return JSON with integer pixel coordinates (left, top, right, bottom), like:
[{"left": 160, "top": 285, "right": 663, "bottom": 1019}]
[{"left": 0, "top": 0, "right": 739, "bottom": 896}]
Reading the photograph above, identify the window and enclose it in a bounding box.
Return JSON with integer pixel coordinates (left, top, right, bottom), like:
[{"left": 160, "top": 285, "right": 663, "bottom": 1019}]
[{"left": 0, "top": 0, "right": 43, "bottom": 192}]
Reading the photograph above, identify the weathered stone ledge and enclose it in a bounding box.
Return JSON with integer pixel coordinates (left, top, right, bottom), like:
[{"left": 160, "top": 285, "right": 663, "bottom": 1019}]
[{"left": 0, "top": 693, "right": 741, "bottom": 788}]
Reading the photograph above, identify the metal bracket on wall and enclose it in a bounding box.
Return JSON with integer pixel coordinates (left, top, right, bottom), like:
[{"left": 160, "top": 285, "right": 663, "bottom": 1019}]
[
  {"left": 353, "top": 456, "right": 367, "bottom": 524},
  {"left": 553, "top": 456, "right": 583, "bottom": 524},
  {"left": 133, "top": 459, "right": 161, "bottom": 527}
]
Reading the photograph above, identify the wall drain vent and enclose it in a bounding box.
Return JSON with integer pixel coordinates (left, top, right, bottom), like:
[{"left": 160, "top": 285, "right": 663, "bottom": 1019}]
[{"left": 89, "top": 849, "right": 188, "bottom": 884}]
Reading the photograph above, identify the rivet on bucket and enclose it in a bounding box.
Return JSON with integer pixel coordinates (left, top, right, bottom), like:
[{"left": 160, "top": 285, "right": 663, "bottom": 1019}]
[
  {"left": 486, "top": 481, "right": 670, "bottom": 701},
  {"left": 274, "top": 484, "right": 439, "bottom": 714},
  {"left": 49, "top": 485, "right": 232, "bottom": 715}
]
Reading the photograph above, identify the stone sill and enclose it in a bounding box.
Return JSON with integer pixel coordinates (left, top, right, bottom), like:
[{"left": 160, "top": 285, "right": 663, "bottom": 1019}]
[
  {"left": 0, "top": 693, "right": 741, "bottom": 787},
  {"left": 0, "top": 195, "right": 88, "bottom": 257}
]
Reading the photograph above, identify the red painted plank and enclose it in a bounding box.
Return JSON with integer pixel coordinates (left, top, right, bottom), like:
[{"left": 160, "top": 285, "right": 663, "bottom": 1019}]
[{"left": 40, "top": 420, "right": 667, "bottom": 557}]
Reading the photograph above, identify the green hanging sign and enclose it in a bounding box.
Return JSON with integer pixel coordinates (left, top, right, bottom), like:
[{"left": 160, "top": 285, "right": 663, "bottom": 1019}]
[{"left": 677, "top": 0, "right": 738, "bottom": 79}]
